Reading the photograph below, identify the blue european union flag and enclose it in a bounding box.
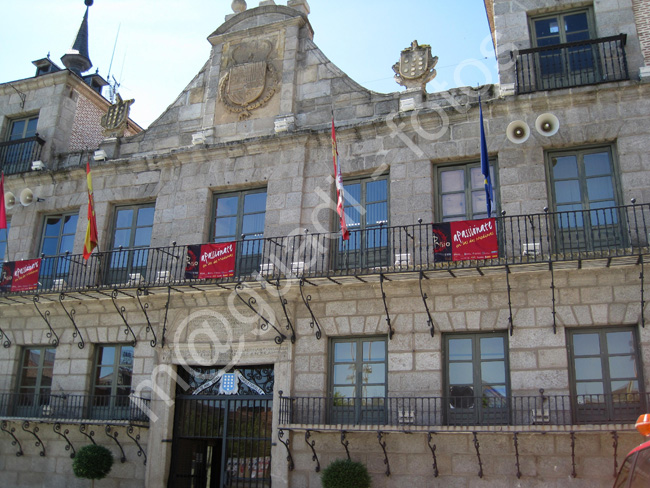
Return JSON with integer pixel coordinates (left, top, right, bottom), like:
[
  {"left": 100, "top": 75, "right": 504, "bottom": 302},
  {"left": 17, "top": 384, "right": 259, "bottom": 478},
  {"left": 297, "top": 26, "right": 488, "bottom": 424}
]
[{"left": 479, "top": 96, "right": 494, "bottom": 218}]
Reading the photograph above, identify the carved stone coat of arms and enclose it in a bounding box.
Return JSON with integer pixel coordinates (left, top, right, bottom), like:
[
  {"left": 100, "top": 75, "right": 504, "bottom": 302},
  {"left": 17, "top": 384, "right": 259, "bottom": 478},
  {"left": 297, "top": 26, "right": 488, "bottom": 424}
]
[
  {"left": 100, "top": 94, "right": 134, "bottom": 137},
  {"left": 393, "top": 40, "right": 439, "bottom": 91},
  {"left": 219, "top": 40, "right": 278, "bottom": 119}
]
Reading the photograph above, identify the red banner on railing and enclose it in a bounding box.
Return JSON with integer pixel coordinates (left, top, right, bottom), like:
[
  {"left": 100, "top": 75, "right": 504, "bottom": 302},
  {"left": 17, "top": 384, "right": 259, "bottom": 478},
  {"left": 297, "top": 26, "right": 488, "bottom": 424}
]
[
  {"left": 432, "top": 218, "right": 498, "bottom": 262},
  {"left": 185, "top": 242, "right": 236, "bottom": 279},
  {"left": 0, "top": 258, "right": 41, "bottom": 292}
]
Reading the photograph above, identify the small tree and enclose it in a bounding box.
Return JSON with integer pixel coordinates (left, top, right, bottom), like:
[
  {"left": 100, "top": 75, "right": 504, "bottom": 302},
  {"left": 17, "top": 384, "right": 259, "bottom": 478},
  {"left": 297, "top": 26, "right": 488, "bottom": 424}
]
[
  {"left": 72, "top": 444, "right": 114, "bottom": 487},
  {"left": 321, "top": 458, "right": 371, "bottom": 488}
]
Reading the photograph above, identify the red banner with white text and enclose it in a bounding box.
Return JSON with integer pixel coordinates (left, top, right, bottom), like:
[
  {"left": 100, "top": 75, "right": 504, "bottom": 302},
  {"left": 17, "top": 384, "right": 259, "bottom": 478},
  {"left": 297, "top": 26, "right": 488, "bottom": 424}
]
[
  {"left": 0, "top": 259, "right": 41, "bottom": 292},
  {"left": 432, "top": 218, "right": 498, "bottom": 262},
  {"left": 185, "top": 242, "right": 236, "bottom": 279}
]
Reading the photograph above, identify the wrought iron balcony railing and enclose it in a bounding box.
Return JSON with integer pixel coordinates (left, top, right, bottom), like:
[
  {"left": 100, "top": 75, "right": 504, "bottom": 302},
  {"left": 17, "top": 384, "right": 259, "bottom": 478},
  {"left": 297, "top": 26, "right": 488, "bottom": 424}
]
[
  {"left": 0, "top": 135, "right": 46, "bottom": 175},
  {"left": 0, "top": 391, "right": 149, "bottom": 424},
  {"left": 514, "top": 34, "right": 628, "bottom": 94},
  {"left": 2, "top": 202, "right": 649, "bottom": 298},
  {"left": 279, "top": 392, "right": 647, "bottom": 428}
]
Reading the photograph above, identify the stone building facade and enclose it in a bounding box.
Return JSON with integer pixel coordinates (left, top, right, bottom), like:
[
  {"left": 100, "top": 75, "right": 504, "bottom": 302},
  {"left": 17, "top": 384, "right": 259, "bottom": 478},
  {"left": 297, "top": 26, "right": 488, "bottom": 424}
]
[{"left": 1, "top": 0, "right": 650, "bottom": 487}]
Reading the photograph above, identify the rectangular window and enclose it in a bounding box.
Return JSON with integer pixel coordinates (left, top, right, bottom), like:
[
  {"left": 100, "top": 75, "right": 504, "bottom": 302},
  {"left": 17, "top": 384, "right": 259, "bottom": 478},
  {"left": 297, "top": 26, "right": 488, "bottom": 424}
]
[
  {"left": 437, "top": 161, "right": 497, "bottom": 222},
  {"left": 15, "top": 347, "right": 56, "bottom": 417},
  {"left": 2, "top": 116, "right": 40, "bottom": 174},
  {"left": 568, "top": 327, "right": 644, "bottom": 423},
  {"left": 213, "top": 189, "right": 266, "bottom": 275},
  {"left": 329, "top": 337, "right": 387, "bottom": 424},
  {"left": 336, "top": 175, "right": 389, "bottom": 269},
  {"left": 547, "top": 146, "right": 623, "bottom": 252},
  {"left": 107, "top": 203, "right": 155, "bottom": 285},
  {"left": 91, "top": 344, "right": 134, "bottom": 420},
  {"left": 530, "top": 9, "right": 598, "bottom": 88},
  {"left": 445, "top": 332, "right": 509, "bottom": 425},
  {"left": 7, "top": 116, "right": 39, "bottom": 141},
  {"left": 39, "top": 213, "right": 79, "bottom": 288}
]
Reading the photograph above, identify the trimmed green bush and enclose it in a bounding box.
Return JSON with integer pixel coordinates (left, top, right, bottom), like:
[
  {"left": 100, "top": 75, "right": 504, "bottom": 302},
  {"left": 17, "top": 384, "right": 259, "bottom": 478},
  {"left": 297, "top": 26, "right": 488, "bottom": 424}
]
[
  {"left": 321, "top": 458, "right": 371, "bottom": 488},
  {"left": 72, "top": 444, "right": 114, "bottom": 481}
]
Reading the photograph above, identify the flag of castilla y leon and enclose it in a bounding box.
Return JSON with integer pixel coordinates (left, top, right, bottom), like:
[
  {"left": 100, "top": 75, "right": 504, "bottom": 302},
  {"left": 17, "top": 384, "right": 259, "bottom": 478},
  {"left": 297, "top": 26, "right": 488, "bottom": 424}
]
[
  {"left": 432, "top": 218, "right": 498, "bottom": 262},
  {"left": 331, "top": 117, "right": 349, "bottom": 241},
  {"left": 83, "top": 159, "right": 99, "bottom": 260}
]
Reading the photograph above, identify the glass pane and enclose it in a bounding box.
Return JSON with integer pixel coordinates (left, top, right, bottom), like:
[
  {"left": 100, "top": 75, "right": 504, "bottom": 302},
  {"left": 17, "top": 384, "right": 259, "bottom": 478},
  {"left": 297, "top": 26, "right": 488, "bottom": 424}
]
[
  {"left": 343, "top": 183, "right": 361, "bottom": 207},
  {"left": 96, "top": 367, "right": 114, "bottom": 385},
  {"left": 136, "top": 206, "right": 155, "bottom": 226},
  {"left": 118, "top": 369, "right": 132, "bottom": 387},
  {"left": 362, "top": 363, "right": 385, "bottom": 384},
  {"left": 214, "top": 216, "right": 236, "bottom": 239},
  {"left": 216, "top": 196, "right": 238, "bottom": 217},
  {"left": 480, "top": 337, "right": 504, "bottom": 359},
  {"left": 483, "top": 385, "right": 506, "bottom": 398},
  {"left": 481, "top": 361, "right": 505, "bottom": 384},
  {"left": 243, "top": 192, "right": 267, "bottom": 214},
  {"left": 41, "top": 368, "right": 53, "bottom": 387},
  {"left": 134, "top": 227, "right": 153, "bottom": 247},
  {"left": 120, "top": 346, "right": 134, "bottom": 366},
  {"left": 586, "top": 176, "right": 614, "bottom": 201},
  {"left": 449, "top": 339, "right": 472, "bottom": 361},
  {"left": 115, "top": 209, "right": 133, "bottom": 229},
  {"left": 564, "top": 13, "right": 589, "bottom": 34},
  {"left": 472, "top": 190, "right": 487, "bottom": 215},
  {"left": 43, "top": 349, "right": 56, "bottom": 368},
  {"left": 113, "top": 229, "right": 131, "bottom": 249},
  {"left": 470, "top": 166, "right": 485, "bottom": 190},
  {"left": 555, "top": 180, "right": 581, "bottom": 204},
  {"left": 333, "top": 386, "right": 355, "bottom": 399},
  {"left": 536, "top": 18, "right": 560, "bottom": 38},
  {"left": 41, "top": 238, "right": 58, "bottom": 256},
  {"left": 44, "top": 217, "right": 62, "bottom": 237},
  {"left": 607, "top": 331, "right": 635, "bottom": 355},
  {"left": 365, "top": 180, "right": 387, "bottom": 203},
  {"left": 573, "top": 333, "right": 600, "bottom": 356},
  {"left": 99, "top": 346, "right": 116, "bottom": 366},
  {"left": 334, "top": 342, "right": 356, "bottom": 362},
  {"left": 576, "top": 382, "right": 604, "bottom": 396},
  {"left": 9, "top": 120, "right": 26, "bottom": 140},
  {"left": 26, "top": 117, "right": 38, "bottom": 137},
  {"left": 242, "top": 214, "right": 265, "bottom": 236},
  {"left": 62, "top": 215, "right": 77, "bottom": 234},
  {"left": 441, "top": 170, "right": 465, "bottom": 193},
  {"left": 575, "top": 357, "right": 603, "bottom": 380},
  {"left": 584, "top": 152, "right": 611, "bottom": 176},
  {"left": 552, "top": 156, "right": 578, "bottom": 179},
  {"left": 611, "top": 380, "right": 639, "bottom": 396},
  {"left": 362, "top": 385, "right": 385, "bottom": 398},
  {"left": 25, "top": 349, "right": 41, "bottom": 367},
  {"left": 334, "top": 364, "right": 356, "bottom": 385},
  {"left": 449, "top": 362, "right": 473, "bottom": 385},
  {"left": 366, "top": 202, "right": 387, "bottom": 226},
  {"left": 609, "top": 356, "right": 637, "bottom": 379},
  {"left": 442, "top": 193, "right": 465, "bottom": 218},
  {"left": 363, "top": 341, "right": 385, "bottom": 361},
  {"left": 59, "top": 235, "right": 75, "bottom": 254}
]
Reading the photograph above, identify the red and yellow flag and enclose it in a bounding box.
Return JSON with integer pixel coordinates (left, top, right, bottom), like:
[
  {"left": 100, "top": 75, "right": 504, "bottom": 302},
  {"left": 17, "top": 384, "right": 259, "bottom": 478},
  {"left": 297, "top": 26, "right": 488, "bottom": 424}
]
[
  {"left": 331, "top": 117, "right": 349, "bottom": 241},
  {"left": 83, "top": 159, "right": 98, "bottom": 259}
]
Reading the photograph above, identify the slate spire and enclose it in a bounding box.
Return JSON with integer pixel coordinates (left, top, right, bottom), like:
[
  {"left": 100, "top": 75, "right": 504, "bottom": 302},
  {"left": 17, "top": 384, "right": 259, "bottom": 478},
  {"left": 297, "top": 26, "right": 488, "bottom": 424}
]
[{"left": 61, "top": 0, "right": 94, "bottom": 75}]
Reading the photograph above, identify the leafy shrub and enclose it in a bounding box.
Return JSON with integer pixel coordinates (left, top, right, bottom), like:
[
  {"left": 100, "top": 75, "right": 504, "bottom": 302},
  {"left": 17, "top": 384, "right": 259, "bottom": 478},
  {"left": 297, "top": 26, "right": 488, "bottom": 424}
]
[
  {"left": 321, "top": 458, "right": 371, "bottom": 488},
  {"left": 72, "top": 444, "right": 114, "bottom": 481}
]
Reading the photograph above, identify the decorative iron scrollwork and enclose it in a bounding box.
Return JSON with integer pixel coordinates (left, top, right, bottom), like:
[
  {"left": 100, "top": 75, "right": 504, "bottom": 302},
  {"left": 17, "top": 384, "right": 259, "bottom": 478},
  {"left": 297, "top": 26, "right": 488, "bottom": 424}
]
[
  {"left": 235, "top": 283, "right": 286, "bottom": 344},
  {"left": 22, "top": 421, "right": 45, "bottom": 457},
  {"left": 570, "top": 431, "right": 577, "bottom": 478},
  {"left": 136, "top": 288, "right": 157, "bottom": 347},
  {"left": 505, "top": 266, "right": 514, "bottom": 336},
  {"left": 0, "top": 324, "right": 11, "bottom": 348},
  {"left": 111, "top": 289, "right": 137, "bottom": 346},
  {"left": 34, "top": 295, "right": 59, "bottom": 347},
  {"left": 472, "top": 432, "right": 483, "bottom": 478},
  {"left": 161, "top": 285, "right": 171, "bottom": 347},
  {"left": 305, "top": 430, "right": 320, "bottom": 472},
  {"left": 126, "top": 426, "right": 147, "bottom": 465},
  {"left": 277, "top": 429, "right": 294, "bottom": 471},
  {"left": 427, "top": 432, "right": 439, "bottom": 477},
  {"left": 513, "top": 432, "right": 521, "bottom": 479},
  {"left": 300, "top": 279, "right": 322, "bottom": 339},
  {"left": 377, "top": 431, "right": 390, "bottom": 476},
  {"left": 640, "top": 255, "right": 645, "bottom": 328},
  {"left": 53, "top": 423, "right": 75, "bottom": 458},
  {"left": 79, "top": 424, "right": 96, "bottom": 444},
  {"left": 59, "top": 293, "right": 84, "bottom": 349},
  {"left": 379, "top": 274, "right": 394, "bottom": 339},
  {"left": 1, "top": 420, "right": 23, "bottom": 456},
  {"left": 419, "top": 272, "right": 435, "bottom": 337},
  {"left": 275, "top": 280, "right": 296, "bottom": 343},
  {"left": 612, "top": 430, "right": 619, "bottom": 479},
  {"left": 340, "top": 430, "right": 351, "bottom": 460},
  {"left": 105, "top": 425, "right": 126, "bottom": 463}
]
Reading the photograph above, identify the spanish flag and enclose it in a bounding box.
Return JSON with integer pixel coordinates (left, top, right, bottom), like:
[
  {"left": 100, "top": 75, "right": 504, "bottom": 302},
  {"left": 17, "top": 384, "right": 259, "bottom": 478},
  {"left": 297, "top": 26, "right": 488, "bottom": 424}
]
[
  {"left": 83, "top": 159, "right": 98, "bottom": 259},
  {"left": 331, "top": 117, "right": 350, "bottom": 241}
]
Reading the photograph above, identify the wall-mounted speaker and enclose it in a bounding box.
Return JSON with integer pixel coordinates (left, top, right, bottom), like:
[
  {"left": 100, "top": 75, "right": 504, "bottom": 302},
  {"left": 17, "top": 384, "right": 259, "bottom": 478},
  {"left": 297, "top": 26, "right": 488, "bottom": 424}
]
[
  {"left": 506, "top": 120, "right": 530, "bottom": 144},
  {"left": 535, "top": 113, "right": 560, "bottom": 136},
  {"left": 4, "top": 192, "right": 15, "bottom": 210},
  {"left": 20, "top": 188, "right": 34, "bottom": 207}
]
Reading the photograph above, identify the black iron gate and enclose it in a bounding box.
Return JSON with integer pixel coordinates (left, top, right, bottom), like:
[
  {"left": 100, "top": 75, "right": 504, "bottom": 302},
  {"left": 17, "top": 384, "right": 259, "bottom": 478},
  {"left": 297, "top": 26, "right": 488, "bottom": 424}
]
[{"left": 168, "top": 366, "right": 273, "bottom": 488}]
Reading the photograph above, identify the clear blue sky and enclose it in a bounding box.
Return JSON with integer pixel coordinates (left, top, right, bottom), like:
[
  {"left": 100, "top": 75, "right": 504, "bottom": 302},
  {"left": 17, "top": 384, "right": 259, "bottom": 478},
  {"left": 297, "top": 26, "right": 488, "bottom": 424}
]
[{"left": 0, "top": 0, "right": 497, "bottom": 128}]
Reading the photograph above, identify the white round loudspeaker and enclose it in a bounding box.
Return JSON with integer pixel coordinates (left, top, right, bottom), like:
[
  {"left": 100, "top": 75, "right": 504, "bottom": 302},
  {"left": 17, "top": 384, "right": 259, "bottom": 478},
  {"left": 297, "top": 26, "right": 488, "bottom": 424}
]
[
  {"left": 20, "top": 188, "right": 34, "bottom": 207},
  {"left": 4, "top": 192, "right": 15, "bottom": 210},
  {"left": 506, "top": 120, "right": 530, "bottom": 144},
  {"left": 535, "top": 113, "right": 560, "bottom": 136}
]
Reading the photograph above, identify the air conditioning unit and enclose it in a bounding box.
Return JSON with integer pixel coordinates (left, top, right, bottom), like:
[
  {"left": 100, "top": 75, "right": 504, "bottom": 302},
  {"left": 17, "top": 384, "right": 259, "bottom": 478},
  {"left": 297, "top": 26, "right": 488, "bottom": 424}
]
[
  {"left": 531, "top": 408, "right": 550, "bottom": 424},
  {"left": 290, "top": 261, "right": 304, "bottom": 276},
  {"left": 394, "top": 253, "right": 412, "bottom": 267},
  {"left": 52, "top": 278, "right": 66, "bottom": 288},
  {"left": 522, "top": 242, "right": 540, "bottom": 256},
  {"left": 128, "top": 273, "right": 143, "bottom": 286},
  {"left": 259, "top": 263, "right": 274, "bottom": 276},
  {"left": 397, "top": 409, "right": 415, "bottom": 424},
  {"left": 155, "top": 270, "right": 170, "bottom": 283}
]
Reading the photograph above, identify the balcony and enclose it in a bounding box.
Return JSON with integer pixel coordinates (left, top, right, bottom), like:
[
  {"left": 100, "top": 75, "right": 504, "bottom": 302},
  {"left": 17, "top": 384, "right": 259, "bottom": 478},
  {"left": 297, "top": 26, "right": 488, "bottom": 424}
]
[
  {"left": 514, "top": 34, "right": 628, "bottom": 94},
  {"left": 0, "top": 135, "right": 46, "bottom": 175},
  {"left": 1, "top": 202, "right": 649, "bottom": 299},
  {"left": 0, "top": 391, "right": 150, "bottom": 425},
  {"left": 279, "top": 392, "right": 647, "bottom": 431}
]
